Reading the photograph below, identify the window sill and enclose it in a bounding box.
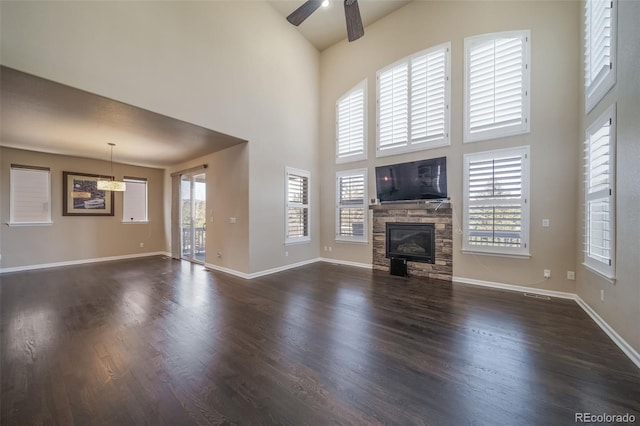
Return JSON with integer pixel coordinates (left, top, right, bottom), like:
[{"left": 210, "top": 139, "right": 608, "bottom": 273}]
[
  {"left": 122, "top": 221, "right": 149, "bottom": 224},
  {"left": 6, "top": 221, "right": 53, "bottom": 227},
  {"left": 284, "top": 238, "right": 311, "bottom": 246},
  {"left": 376, "top": 139, "right": 450, "bottom": 158},
  {"left": 582, "top": 263, "right": 616, "bottom": 283},
  {"left": 461, "top": 249, "right": 531, "bottom": 259},
  {"left": 335, "top": 237, "right": 368, "bottom": 245}
]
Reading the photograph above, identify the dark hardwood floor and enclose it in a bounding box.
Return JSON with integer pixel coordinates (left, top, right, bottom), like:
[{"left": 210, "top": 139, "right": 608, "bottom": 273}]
[{"left": 2, "top": 256, "right": 639, "bottom": 425}]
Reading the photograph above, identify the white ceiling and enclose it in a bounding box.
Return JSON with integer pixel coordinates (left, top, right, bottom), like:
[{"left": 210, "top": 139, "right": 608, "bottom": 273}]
[
  {"left": 269, "top": 0, "right": 411, "bottom": 51},
  {"left": 0, "top": 67, "right": 246, "bottom": 169}
]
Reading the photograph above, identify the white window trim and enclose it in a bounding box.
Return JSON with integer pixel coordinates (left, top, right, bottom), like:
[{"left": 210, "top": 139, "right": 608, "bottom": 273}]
[
  {"left": 462, "top": 145, "right": 531, "bottom": 257},
  {"left": 122, "top": 177, "right": 149, "bottom": 223},
  {"left": 583, "top": 104, "right": 616, "bottom": 279},
  {"left": 376, "top": 42, "right": 451, "bottom": 157},
  {"left": 336, "top": 80, "right": 367, "bottom": 164},
  {"left": 335, "top": 169, "right": 368, "bottom": 243},
  {"left": 463, "top": 30, "right": 531, "bottom": 143},
  {"left": 9, "top": 165, "right": 53, "bottom": 226},
  {"left": 584, "top": 0, "right": 617, "bottom": 113},
  {"left": 285, "top": 167, "right": 311, "bottom": 245}
]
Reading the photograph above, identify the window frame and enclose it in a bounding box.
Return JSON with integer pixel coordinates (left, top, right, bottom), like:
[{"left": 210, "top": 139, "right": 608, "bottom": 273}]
[
  {"left": 376, "top": 42, "right": 451, "bottom": 157},
  {"left": 584, "top": 0, "right": 617, "bottom": 113},
  {"left": 335, "top": 169, "right": 368, "bottom": 243},
  {"left": 336, "top": 80, "right": 367, "bottom": 163},
  {"left": 285, "top": 167, "right": 311, "bottom": 245},
  {"left": 583, "top": 104, "right": 616, "bottom": 280},
  {"left": 463, "top": 30, "right": 531, "bottom": 143},
  {"left": 462, "top": 146, "right": 531, "bottom": 257},
  {"left": 9, "top": 164, "right": 52, "bottom": 226},
  {"left": 122, "top": 176, "right": 149, "bottom": 223}
]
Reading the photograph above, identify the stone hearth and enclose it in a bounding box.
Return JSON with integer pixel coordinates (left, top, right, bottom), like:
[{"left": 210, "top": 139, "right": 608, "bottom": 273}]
[{"left": 371, "top": 202, "right": 453, "bottom": 281}]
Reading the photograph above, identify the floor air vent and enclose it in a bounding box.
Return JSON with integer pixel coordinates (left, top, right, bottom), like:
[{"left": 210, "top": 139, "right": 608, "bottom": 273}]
[{"left": 523, "top": 293, "right": 551, "bottom": 300}]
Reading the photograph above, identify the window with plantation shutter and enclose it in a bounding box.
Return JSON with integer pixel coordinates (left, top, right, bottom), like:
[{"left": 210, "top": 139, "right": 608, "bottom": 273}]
[
  {"left": 463, "top": 146, "right": 530, "bottom": 256},
  {"left": 464, "top": 31, "right": 530, "bottom": 143},
  {"left": 584, "top": 0, "right": 616, "bottom": 113},
  {"left": 336, "top": 80, "right": 367, "bottom": 163},
  {"left": 336, "top": 169, "right": 367, "bottom": 243},
  {"left": 584, "top": 105, "right": 615, "bottom": 278},
  {"left": 285, "top": 167, "right": 310, "bottom": 244},
  {"left": 9, "top": 165, "right": 52, "bottom": 225},
  {"left": 123, "top": 177, "right": 148, "bottom": 222},
  {"left": 376, "top": 43, "right": 450, "bottom": 156}
]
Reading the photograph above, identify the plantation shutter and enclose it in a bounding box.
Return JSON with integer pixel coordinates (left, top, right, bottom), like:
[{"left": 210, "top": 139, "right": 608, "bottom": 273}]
[
  {"left": 465, "top": 31, "right": 529, "bottom": 142},
  {"left": 584, "top": 0, "right": 616, "bottom": 111},
  {"left": 10, "top": 165, "right": 51, "bottom": 224},
  {"left": 410, "top": 48, "right": 447, "bottom": 144},
  {"left": 585, "top": 110, "right": 614, "bottom": 268},
  {"left": 378, "top": 63, "right": 408, "bottom": 151},
  {"left": 337, "top": 171, "right": 366, "bottom": 239},
  {"left": 286, "top": 169, "right": 310, "bottom": 241},
  {"left": 336, "top": 83, "right": 366, "bottom": 161},
  {"left": 464, "top": 146, "right": 529, "bottom": 255}
]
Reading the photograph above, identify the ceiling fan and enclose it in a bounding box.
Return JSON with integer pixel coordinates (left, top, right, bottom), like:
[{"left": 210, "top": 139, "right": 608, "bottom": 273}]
[{"left": 287, "top": 0, "right": 365, "bottom": 42}]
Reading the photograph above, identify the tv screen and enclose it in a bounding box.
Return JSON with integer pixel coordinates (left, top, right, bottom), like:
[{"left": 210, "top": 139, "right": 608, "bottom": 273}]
[{"left": 375, "top": 157, "right": 447, "bottom": 202}]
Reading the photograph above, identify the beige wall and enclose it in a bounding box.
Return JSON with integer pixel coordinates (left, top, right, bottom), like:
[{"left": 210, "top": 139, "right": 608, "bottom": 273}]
[
  {"left": 1, "top": 1, "right": 321, "bottom": 274},
  {"left": 0, "top": 147, "right": 165, "bottom": 268},
  {"left": 165, "top": 144, "right": 250, "bottom": 274},
  {"left": 577, "top": 0, "right": 640, "bottom": 352},
  {"left": 319, "top": 1, "right": 580, "bottom": 292}
]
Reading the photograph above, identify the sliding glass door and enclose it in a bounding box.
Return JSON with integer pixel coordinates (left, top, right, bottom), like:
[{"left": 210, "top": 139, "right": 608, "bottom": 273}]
[{"left": 181, "top": 173, "right": 206, "bottom": 263}]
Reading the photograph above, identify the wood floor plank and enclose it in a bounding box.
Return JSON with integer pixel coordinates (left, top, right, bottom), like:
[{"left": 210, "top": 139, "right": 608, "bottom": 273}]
[{"left": 1, "top": 256, "right": 639, "bottom": 425}]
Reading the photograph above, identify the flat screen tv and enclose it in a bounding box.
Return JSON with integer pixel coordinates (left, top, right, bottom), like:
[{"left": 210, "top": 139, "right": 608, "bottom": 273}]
[{"left": 375, "top": 157, "right": 447, "bottom": 203}]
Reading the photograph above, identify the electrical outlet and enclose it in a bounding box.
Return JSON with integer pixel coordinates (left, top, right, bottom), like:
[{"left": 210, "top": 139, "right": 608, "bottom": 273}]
[
  {"left": 542, "top": 219, "right": 550, "bottom": 228},
  {"left": 139, "top": 242, "right": 144, "bottom": 248},
  {"left": 285, "top": 251, "right": 289, "bottom": 257},
  {"left": 543, "top": 269, "right": 551, "bottom": 279},
  {"left": 229, "top": 217, "right": 236, "bottom": 224},
  {"left": 217, "top": 252, "right": 222, "bottom": 259},
  {"left": 328, "top": 246, "right": 332, "bottom": 252},
  {"left": 600, "top": 289, "right": 604, "bottom": 302},
  {"left": 567, "top": 271, "right": 575, "bottom": 280}
]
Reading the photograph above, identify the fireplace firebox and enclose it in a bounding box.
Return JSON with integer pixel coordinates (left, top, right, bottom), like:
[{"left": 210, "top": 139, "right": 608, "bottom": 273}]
[{"left": 386, "top": 222, "right": 436, "bottom": 264}]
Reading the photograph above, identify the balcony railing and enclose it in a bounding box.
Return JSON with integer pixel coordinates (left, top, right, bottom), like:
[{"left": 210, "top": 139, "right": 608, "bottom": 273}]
[{"left": 182, "top": 226, "right": 205, "bottom": 257}]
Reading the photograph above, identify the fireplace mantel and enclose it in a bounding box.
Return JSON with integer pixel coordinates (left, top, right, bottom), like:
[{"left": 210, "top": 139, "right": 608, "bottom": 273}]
[{"left": 372, "top": 202, "right": 452, "bottom": 281}]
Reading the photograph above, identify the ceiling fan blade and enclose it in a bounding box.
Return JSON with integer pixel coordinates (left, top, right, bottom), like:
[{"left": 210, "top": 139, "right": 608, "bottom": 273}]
[
  {"left": 287, "top": 0, "right": 324, "bottom": 26},
  {"left": 344, "top": 0, "right": 364, "bottom": 42}
]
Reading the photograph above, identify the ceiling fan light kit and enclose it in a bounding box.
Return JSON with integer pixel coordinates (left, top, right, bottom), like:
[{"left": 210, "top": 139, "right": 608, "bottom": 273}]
[{"left": 287, "top": 0, "right": 364, "bottom": 42}]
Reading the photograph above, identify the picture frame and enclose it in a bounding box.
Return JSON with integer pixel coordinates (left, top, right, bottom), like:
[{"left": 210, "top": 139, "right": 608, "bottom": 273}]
[{"left": 63, "top": 171, "right": 114, "bottom": 216}]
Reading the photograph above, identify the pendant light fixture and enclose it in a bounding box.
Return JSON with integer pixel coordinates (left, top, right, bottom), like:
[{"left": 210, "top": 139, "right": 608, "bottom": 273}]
[{"left": 97, "top": 143, "right": 126, "bottom": 192}]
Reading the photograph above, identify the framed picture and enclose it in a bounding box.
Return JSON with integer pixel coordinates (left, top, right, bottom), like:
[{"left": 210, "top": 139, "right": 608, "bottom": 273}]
[{"left": 63, "top": 171, "right": 114, "bottom": 216}]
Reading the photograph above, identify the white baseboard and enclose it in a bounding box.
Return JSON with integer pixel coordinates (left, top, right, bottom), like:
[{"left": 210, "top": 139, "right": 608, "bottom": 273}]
[
  {"left": 574, "top": 296, "right": 640, "bottom": 370},
  {"left": 452, "top": 276, "right": 576, "bottom": 300},
  {"left": 318, "top": 257, "right": 372, "bottom": 270},
  {"left": 205, "top": 257, "right": 323, "bottom": 280},
  {"left": 0, "top": 252, "right": 171, "bottom": 274},
  {"left": 453, "top": 275, "right": 640, "bottom": 370}
]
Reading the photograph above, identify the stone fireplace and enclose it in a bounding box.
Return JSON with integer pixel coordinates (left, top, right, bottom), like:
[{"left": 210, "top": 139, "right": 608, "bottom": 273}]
[{"left": 372, "top": 202, "right": 453, "bottom": 281}]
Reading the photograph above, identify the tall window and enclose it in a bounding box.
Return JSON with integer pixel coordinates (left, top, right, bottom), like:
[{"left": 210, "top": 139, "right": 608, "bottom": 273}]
[
  {"left": 584, "top": 0, "right": 617, "bottom": 112},
  {"left": 336, "top": 80, "right": 367, "bottom": 163},
  {"left": 463, "top": 146, "right": 530, "bottom": 256},
  {"left": 377, "top": 42, "right": 450, "bottom": 156},
  {"left": 584, "top": 105, "right": 616, "bottom": 278},
  {"left": 464, "top": 31, "right": 530, "bottom": 143},
  {"left": 123, "top": 177, "right": 148, "bottom": 222},
  {"left": 9, "top": 165, "right": 52, "bottom": 225},
  {"left": 285, "top": 167, "right": 310, "bottom": 244},
  {"left": 336, "top": 169, "right": 367, "bottom": 242}
]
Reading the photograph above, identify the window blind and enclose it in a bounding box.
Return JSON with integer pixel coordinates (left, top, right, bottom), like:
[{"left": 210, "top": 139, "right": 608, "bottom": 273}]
[
  {"left": 336, "top": 170, "right": 366, "bottom": 240},
  {"left": 584, "top": 105, "right": 615, "bottom": 275},
  {"left": 464, "top": 147, "right": 529, "bottom": 255},
  {"left": 286, "top": 169, "right": 310, "bottom": 242},
  {"left": 336, "top": 81, "right": 366, "bottom": 162},
  {"left": 377, "top": 43, "right": 450, "bottom": 155},
  {"left": 10, "top": 165, "right": 51, "bottom": 224},
  {"left": 123, "top": 178, "right": 148, "bottom": 222},
  {"left": 584, "top": 0, "right": 616, "bottom": 112},
  {"left": 464, "top": 31, "right": 530, "bottom": 142}
]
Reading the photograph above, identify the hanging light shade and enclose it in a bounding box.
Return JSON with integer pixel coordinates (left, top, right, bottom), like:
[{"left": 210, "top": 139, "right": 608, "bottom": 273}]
[{"left": 97, "top": 143, "right": 126, "bottom": 192}]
